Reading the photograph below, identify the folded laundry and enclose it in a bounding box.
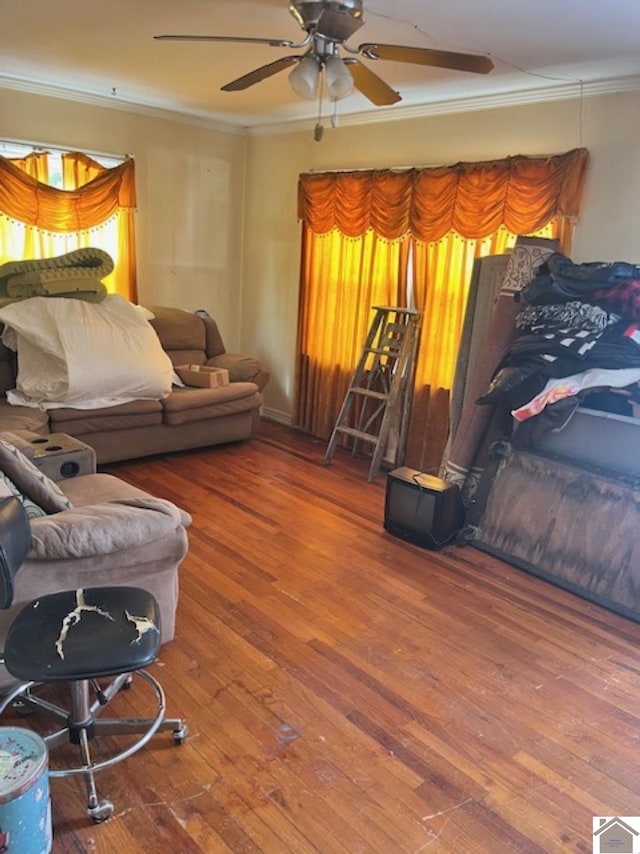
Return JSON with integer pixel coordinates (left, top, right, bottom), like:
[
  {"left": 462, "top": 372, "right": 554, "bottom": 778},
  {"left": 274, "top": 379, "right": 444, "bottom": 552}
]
[
  {"left": 477, "top": 300, "right": 640, "bottom": 411},
  {"left": 521, "top": 252, "right": 640, "bottom": 305},
  {"left": 585, "top": 278, "right": 640, "bottom": 320},
  {"left": 0, "top": 248, "right": 113, "bottom": 304},
  {"left": 547, "top": 253, "right": 640, "bottom": 285},
  {"left": 516, "top": 299, "right": 615, "bottom": 335},
  {"left": 476, "top": 360, "right": 546, "bottom": 408},
  {"left": 512, "top": 365, "right": 640, "bottom": 422}
]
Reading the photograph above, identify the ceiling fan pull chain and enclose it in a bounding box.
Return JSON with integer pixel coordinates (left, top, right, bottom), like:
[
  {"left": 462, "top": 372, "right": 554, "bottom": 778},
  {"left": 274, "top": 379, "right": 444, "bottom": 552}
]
[{"left": 314, "top": 72, "right": 325, "bottom": 141}]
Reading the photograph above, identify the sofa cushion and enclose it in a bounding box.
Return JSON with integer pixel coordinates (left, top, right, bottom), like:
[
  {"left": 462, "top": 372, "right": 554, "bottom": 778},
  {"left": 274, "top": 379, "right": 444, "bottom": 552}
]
[
  {"left": 48, "top": 399, "right": 163, "bottom": 436},
  {"left": 165, "top": 350, "right": 206, "bottom": 368},
  {"left": 148, "top": 307, "right": 205, "bottom": 352},
  {"left": 207, "top": 353, "right": 266, "bottom": 385},
  {"left": 28, "top": 496, "right": 187, "bottom": 560},
  {"left": 0, "top": 401, "right": 49, "bottom": 433},
  {"left": 161, "top": 384, "right": 260, "bottom": 426},
  {"left": 148, "top": 306, "right": 226, "bottom": 359},
  {"left": 60, "top": 472, "right": 153, "bottom": 504}
]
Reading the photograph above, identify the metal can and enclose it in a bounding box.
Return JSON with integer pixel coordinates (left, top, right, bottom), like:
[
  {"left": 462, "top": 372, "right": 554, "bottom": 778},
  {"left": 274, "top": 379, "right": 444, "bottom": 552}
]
[{"left": 0, "top": 727, "right": 52, "bottom": 854}]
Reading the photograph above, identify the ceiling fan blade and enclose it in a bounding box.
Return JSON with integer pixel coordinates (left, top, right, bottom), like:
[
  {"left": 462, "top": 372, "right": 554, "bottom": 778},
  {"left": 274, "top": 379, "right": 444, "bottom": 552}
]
[
  {"left": 358, "top": 43, "right": 494, "bottom": 74},
  {"left": 153, "top": 34, "right": 296, "bottom": 48},
  {"left": 345, "top": 60, "right": 401, "bottom": 106},
  {"left": 221, "top": 55, "right": 300, "bottom": 92},
  {"left": 315, "top": 9, "right": 364, "bottom": 42}
]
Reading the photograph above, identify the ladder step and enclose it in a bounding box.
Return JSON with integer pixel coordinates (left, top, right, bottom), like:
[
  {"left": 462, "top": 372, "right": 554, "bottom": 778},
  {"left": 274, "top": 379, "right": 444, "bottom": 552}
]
[
  {"left": 349, "top": 388, "right": 389, "bottom": 401},
  {"left": 335, "top": 426, "right": 378, "bottom": 443},
  {"left": 365, "top": 346, "right": 402, "bottom": 356}
]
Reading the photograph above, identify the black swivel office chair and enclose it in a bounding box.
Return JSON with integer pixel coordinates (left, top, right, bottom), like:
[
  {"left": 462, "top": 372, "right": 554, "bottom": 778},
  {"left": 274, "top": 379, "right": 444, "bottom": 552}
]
[{"left": 0, "top": 496, "right": 187, "bottom": 823}]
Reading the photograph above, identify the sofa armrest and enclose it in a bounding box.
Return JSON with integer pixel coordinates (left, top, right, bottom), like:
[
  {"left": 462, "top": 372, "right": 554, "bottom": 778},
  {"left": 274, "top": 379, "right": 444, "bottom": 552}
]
[
  {"left": 29, "top": 497, "right": 192, "bottom": 560},
  {"left": 206, "top": 353, "right": 270, "bottom": 391}
]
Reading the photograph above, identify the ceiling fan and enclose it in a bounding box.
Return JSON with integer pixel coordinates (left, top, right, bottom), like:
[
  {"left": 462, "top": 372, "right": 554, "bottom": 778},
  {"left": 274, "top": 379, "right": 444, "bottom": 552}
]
[{"left": 154, "top": 0, "right": 494, "bottom": 107}]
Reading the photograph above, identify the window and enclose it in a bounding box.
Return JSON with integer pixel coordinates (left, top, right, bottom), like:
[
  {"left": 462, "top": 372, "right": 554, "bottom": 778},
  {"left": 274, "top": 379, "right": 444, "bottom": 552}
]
[
  {"left": 295, "top": 149, "right": 589, "bottom": 472},
  {"left": 0, "top": 142, "right": 137, "bottom": 301}
]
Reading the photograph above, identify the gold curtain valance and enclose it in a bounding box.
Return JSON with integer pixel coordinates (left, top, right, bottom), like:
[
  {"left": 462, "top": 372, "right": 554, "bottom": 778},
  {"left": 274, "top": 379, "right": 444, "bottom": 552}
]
[
  {"left": 0, "top": 154, "right": 136, "bottom": 233},
  {"left": 298, "top": 147, "right": 589, "bottom": 242}
]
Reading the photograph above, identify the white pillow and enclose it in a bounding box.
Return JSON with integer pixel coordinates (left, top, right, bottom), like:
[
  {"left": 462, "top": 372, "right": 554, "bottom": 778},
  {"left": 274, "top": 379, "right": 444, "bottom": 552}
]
[{"left": 0, "top": 295, "right": 174, "bottom": 410}]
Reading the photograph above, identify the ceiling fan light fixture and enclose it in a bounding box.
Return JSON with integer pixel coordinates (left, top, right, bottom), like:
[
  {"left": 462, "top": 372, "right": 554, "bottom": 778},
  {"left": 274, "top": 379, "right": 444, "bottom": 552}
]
[
  {"left": 325, "top": 55, "right": 354, "bottom": 99},
  {"left": 288, "top": 55, "right": 320, "bottom": 99},
  {"left": 157, "top": 0, "right": 494, "bottom": 110}
]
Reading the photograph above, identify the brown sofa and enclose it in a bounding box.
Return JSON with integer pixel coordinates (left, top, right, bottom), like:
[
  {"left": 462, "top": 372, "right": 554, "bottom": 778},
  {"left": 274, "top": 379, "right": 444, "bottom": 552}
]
[{"left": 0, "top": 306, "right": 269, "bottom": 464}]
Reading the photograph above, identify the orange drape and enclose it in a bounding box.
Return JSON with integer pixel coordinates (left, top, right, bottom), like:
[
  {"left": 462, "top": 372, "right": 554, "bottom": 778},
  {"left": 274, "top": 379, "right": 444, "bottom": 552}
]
[
  {"left": 298, "top": 148, "right": 589, "bottom": 240},
  {"left": 0, "top": 155, "right": 135, "bottom": 231},
  {"left": 295, "top": 148, "right": 589, "bottom": 472},
  {"left": 5, "top": 154, "right": 51, "bottom": 261}
]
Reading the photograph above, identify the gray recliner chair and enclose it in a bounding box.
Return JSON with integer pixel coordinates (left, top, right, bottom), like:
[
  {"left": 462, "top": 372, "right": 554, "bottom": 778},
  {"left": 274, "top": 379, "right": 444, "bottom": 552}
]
[
  {"left": 0, "top": 437, "right": 191, "bottom": 822},
  {"left": 0, "top": 436, "right": 191, "bottom": 692}
]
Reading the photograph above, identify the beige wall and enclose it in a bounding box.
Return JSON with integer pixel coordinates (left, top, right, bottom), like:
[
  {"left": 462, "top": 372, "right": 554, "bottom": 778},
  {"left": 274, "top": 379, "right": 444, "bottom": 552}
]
[
  {"left": 244, "top": 90, "right": 640, "bottom": 421},
  {"left": 2, "top": 86, "right": 640, "bottom": 425},
  {"left": 0, "top": 88, "right": 247, "bottom": 348}
]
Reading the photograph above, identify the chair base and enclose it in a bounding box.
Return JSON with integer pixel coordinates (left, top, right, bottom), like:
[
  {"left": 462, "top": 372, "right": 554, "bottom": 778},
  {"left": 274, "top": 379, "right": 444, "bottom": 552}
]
[{"left": 1, "top": 670, "right": 187, "bottom": 823}]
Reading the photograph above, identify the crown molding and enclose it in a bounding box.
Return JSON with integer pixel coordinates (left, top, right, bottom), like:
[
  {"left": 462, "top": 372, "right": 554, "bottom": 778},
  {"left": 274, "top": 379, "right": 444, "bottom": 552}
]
[
  {"left": 0, "top": 74, "right": 245, "bottom": 135},
  {"left": 248, "top": 74, "right": 640, "bottom": 136},
  {"left": 1, "top": 71, "right": 639, "bottom": 138}
]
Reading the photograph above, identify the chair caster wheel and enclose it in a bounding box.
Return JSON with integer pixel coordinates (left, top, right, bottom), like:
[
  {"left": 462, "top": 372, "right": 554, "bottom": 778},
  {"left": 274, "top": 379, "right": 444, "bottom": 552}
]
[
  {"left": 13, "top": 700, "right": 34, "bottom": 718},
  {"left": 173, "top": 724, "right": 188, "bottom": 745},
  {"left": 88, "top": 799, "right": 114, "bottom": 823}
]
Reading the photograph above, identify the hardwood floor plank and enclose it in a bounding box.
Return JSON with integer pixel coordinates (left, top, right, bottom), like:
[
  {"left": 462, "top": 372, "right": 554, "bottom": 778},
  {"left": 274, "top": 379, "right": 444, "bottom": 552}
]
[{"left": 7, "top": 420, "right": 640, "bottom": 852}]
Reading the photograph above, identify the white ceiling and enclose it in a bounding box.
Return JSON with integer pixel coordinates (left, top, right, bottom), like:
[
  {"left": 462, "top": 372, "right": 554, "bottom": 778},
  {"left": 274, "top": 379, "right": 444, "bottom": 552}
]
[{"left": 2, "top": 0, "right": 640, "bottom": 131}]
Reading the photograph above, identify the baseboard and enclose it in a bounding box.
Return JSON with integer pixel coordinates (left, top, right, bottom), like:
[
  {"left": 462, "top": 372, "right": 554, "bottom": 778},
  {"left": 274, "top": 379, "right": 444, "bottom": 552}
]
[{"left": 260, "top": 407, "right": 292, "bottom": 425}]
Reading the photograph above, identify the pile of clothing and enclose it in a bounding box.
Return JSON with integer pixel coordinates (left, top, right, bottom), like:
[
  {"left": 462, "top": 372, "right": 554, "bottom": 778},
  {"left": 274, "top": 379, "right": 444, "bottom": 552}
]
[{"left": 477, "top": 252, "right": 640, "bottom": 423}]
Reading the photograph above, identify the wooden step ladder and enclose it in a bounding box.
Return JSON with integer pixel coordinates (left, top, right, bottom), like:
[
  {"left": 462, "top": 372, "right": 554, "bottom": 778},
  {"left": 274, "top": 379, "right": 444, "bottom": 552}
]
[{"left": 323, "top": 305, "right": 422, "bottom": 482}]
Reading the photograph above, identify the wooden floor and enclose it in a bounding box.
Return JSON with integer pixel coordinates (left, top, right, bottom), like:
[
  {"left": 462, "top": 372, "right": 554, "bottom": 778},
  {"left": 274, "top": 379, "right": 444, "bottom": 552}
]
[{"left": 17, "top": 420, "right": 640, "bottom": 852}]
